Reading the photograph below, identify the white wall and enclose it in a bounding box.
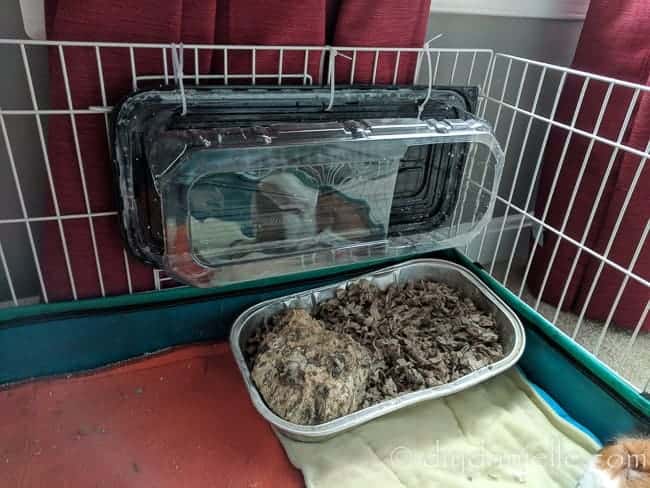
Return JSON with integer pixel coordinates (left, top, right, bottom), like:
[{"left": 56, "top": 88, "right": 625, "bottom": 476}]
[
  {"left": 0, "top": 0, "right": 50, "bottom": 302},
  {"left": 427, "top": 13, "right": 583, "bottom": 65}
]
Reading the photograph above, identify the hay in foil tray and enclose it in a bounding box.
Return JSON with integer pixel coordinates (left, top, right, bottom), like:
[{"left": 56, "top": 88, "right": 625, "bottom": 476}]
[
  {"left": 250, "top": 309, "right": 371, "bottom": 425},
  {"left": 247, "top": 280, "right": 504, "bottom": 425}
]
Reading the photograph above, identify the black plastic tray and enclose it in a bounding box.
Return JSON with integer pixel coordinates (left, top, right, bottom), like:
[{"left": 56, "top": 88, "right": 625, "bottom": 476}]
[{"left": 112, "top": 85, "right": 478, "bottom": 266}]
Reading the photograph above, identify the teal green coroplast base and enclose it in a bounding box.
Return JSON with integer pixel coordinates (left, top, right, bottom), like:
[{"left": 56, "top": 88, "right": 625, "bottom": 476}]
[{"left": 0, "top": 249, "right": 647, "bottom": 442}]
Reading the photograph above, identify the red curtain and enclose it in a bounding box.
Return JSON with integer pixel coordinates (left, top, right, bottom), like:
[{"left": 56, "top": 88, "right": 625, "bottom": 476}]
[
  {"left": 527, "top": 0, "right": 649, "bottom": 331},
  {"left": 42, "top": 0, "right": 432, "bottom": 301},
  {"left": 332, "top": 0, "right": 430, "bottom": 84}
]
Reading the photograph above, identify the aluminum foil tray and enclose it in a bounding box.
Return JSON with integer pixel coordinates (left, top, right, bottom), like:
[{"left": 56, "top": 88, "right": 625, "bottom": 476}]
[{"left": 230, "top": 258, "right": 525, "bottom": 442}]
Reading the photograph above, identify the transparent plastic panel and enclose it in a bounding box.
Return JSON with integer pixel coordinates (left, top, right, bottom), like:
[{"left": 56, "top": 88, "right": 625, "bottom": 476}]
[{"left": 154, "top": 119, "right": 503, "bottom": 287}]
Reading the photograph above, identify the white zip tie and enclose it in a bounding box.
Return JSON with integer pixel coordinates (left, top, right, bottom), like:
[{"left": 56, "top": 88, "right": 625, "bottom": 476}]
[
  {"left": 417, "top": 34, "right": 444, "bottom": 119},
  {"left": 325, "top": 47, "right": 353, "bottom": 111},
  {"left": 171, "top": 43, "right": 187, "bottom": 116}
]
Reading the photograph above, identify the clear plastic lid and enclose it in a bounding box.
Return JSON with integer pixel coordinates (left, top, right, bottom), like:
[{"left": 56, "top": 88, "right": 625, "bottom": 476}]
[{"left": 151, "top": 118, "right": 503, "bottom": 286}]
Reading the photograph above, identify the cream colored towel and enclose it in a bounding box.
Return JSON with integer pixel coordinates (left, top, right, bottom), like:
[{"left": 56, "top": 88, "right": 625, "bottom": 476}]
[{"left": 279, "top": 369, "right": 600, "bottom": 488}]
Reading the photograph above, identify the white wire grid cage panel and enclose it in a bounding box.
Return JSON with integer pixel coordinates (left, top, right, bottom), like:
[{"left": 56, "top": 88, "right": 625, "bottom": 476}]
[
  {"left": 467, "top": 53, "right": 649, "bottom": 393},
  {"left": 0, "top": 39, "right": 647, "bottom": 392},
  {"left": 0, "top": 38, "right": 494, "bottom": 303}
]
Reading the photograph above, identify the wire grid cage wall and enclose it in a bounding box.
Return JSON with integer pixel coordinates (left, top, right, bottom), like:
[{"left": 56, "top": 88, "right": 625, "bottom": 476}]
[
  {"left": 0, "top": 39, "right": 647, "bottom": 392},
  {"left": 467, "top": 53, "right": 649, "bottom": 394}
]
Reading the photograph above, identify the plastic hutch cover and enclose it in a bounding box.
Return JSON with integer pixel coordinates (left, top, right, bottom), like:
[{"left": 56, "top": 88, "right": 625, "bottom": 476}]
[{"left": 112, "top": 87, "right": 503, "bottom": 287}]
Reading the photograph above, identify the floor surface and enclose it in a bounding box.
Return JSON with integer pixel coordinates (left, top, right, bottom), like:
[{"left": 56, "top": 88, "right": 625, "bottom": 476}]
[
  {"left": 0, "top": 343, "right": 302, "bottom": 488},
  {"left": 493, "top": 261, "right": 649, "bottom": 391}
]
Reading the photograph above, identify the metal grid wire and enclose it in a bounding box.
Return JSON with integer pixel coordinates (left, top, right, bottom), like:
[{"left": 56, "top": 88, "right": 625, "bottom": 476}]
[
  {"left": 0, "top": 39, "right": 647, "bottom": 392},
  {"left": 466, "top": 53, "right": 650, "bottom": 393}
]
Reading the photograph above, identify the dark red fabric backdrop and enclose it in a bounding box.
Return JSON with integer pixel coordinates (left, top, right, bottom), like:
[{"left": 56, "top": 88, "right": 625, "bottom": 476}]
[
  {"left": 527, "top": 0, "right": 649, "bottom": 331},
  {"left": 42, "top": 0, "right": 432, "bottom": 301}
]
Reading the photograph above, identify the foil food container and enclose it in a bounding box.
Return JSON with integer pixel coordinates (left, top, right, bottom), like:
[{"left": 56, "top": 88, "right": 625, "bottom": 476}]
[{"left": 230, "top": 258, "right": 525, "bottom": 442}]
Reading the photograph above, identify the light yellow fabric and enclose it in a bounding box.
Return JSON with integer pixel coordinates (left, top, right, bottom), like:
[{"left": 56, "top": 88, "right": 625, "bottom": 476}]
[{"left": 278, "top": 369, "right": 600, "bottom": 488}]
